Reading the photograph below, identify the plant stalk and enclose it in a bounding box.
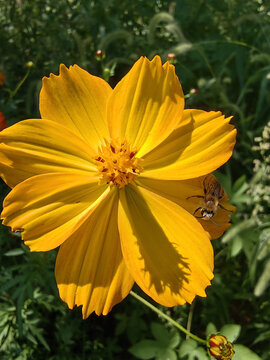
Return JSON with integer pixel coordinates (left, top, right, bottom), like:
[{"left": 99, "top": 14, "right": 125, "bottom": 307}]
[{"left": 130, "top": 291, "right": 207, "bottom": 345}]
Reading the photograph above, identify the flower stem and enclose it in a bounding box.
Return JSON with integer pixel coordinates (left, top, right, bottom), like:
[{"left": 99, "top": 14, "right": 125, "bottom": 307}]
[
  {"left": 130, "top": 291, "right": 207, "bottom": 345},
  {"left": 8, "top": 68, "right": 31, "bottom": 102}
]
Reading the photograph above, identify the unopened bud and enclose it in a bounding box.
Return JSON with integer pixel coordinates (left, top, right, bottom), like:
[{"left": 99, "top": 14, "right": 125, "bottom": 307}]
[
  {"left": 95, "top": 49, "right": 105, "bottom": 61},
  {"left": 26, "top": 61, "right": 34, "bottom": 68},
  {"left": 167, "top": 53, "right": 176, "bottom": 64},
  {"left": 209, "top": 334, "right": 234, "bottom": 360},
  {"left": 190, "top": 88, "right": 198, "bottom": 95},
  {"left": 167, "top": 53, "right": 176, "bottom": 60}
]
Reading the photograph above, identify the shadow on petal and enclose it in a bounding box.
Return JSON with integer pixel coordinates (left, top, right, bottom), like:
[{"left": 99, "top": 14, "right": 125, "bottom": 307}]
[{"left": 119, "top": 185, "right": 213, "bottom": 306}]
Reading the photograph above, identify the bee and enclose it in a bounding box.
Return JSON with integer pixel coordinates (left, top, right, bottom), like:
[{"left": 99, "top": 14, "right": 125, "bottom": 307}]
[{"left": 187, "top": 174, "right": 232, "bottom": 225}]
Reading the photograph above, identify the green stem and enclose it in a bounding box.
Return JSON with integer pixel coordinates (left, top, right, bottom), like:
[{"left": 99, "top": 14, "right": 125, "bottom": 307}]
[
  {"left": 130, "top": 291, "right": 207, "bottom": 345},
  {"left": 186, "top": 298, "right": 196, "bottom": 339},
  {"left": 8, "top": 68, "right": 31, "bottom": 102}
]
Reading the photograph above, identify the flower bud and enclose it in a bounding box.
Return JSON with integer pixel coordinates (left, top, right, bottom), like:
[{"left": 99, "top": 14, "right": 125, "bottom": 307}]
[
  {"left": 26, "top": 61, "right": 34, "bottom": 68},
  {"left": 190, "top": 88, "right": 198, "bottom": 95},
  {"left": 208, "top": 334, "right": 234, "bottom": 360},
  {"left": 167, "top": 53, "right": 176, "bottom": 64},
  {"left": 167, "top": 53, "right": 176, "bottom": 60},
  {"left": 95, "top": 49, "right": 105, "bottom": 61}
]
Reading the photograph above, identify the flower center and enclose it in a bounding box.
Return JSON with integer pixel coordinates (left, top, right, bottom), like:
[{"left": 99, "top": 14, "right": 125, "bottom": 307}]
[{"left": 94, "top": 139, "right": 143, "bottom": 188}]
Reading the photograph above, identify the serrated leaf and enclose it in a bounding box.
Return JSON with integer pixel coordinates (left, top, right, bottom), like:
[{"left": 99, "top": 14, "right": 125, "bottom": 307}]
[
  {"left": 129, "top": 340, "right": 157, "bottom": 360},
  {"left": 233, "top": 344, "right": 262, "bottom": 360},
  {"left": 178, "top": 339, "right": 197, "bottom": 357},
  {"left": 220, "top": 324, "right": 241, "bottom": 342}
]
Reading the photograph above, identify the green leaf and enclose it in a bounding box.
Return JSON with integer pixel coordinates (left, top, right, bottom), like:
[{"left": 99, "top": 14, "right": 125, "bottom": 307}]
[
  {"left": 220, "top": 324, "right": 241, "bottom": 342},
  {"left": 254, "top": 259, "right": 270, "bottom": 296},
  {"left": 178, "top": 339, "right": 197, "bottom": 357},
  {"left": 156, "top": 348, "right": 177, "bottom": 360},
  {"left": 4, "top": 248, "right": 24, "bottom": 256},
  {"left": 233, "top": 344, "right": 262, "bottom": 360},
  {"left": 191, "top": 347, "right": 208, "bottom": 360},
  {"left": 168, "top": 331, "right": 180, "bottom": 349},
  {"left": 230, "top": 236, "right": 243, "bottom": 257},
  {"left": 222, "top": 218, "right": 256, "bottom": 243},
  {"left": 232, "top": 175, "right": 248, "bottom": 194},
  {"left": 151, "top": 323, "right": 169, "bottom": 345},
  {"left": 206, "top": 323, "right": 217, "bottom": 337},
  {"left": 129, "top": 340, "right": 157, "bottom": 360}
]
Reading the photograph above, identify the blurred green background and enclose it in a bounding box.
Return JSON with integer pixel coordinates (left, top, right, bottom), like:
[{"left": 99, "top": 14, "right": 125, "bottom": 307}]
[{"left": 0, "top": 0, "right": 269, "bottom": 359}]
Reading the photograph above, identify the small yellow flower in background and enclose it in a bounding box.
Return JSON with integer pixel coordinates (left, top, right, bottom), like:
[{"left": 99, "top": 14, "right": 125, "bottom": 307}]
[
  {"left": 209, "top": 334, "right": 235, "bottom": 359},
  {"left": 0, "top": 56, "right": 236, "bottom": 318},
  {"left": 0, "top": 70, "right": 5, "bottom": 86}
]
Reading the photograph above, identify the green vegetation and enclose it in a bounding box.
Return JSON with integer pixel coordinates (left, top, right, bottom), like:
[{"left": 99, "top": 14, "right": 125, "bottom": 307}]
[{"left": 0, "top": 0, "right": 269, "bottom": 359}]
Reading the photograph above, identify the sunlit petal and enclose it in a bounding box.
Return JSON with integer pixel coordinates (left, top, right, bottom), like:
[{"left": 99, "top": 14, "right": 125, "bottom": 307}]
[
  {"left": 40, "top": 64, "right": 112, "bottom": 147},
  {"left": 142, "top": 110, "right": 236, "bottom": 180},
  {"left": 107, "top": 56, "right": 184, "bottom": 157},
  {"left": 118, "top": 185, "right": 213, "bottom": 306},
  {"left": 1, "top": 173, "right": 108, "bottom": 251},
  {"left": 0, "top": 119, "right": 96, "bottom": 188},
  {"left": 56, "top": 188, "right": 134, "bottom": 317}
]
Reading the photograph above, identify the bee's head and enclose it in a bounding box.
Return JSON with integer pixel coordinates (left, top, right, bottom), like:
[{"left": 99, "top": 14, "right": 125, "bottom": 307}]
[{"left": 201, "top": 208, "right": 214, "bottom": 219}]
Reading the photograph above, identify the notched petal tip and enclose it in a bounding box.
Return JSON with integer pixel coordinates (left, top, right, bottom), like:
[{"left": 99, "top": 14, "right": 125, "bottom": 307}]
[
  {"left": 142, "top": 109, "right": 237, "bottom": 180},
  {"left": 107, "top": 55, "right": 184, "bottom": 159},
  {"left": 40, "top": 61, "right": 111, "bottom": 146}
]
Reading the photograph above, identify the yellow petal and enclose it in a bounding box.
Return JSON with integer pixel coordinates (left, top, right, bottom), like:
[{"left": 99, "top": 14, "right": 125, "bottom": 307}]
[
  {"left": 137, "top": 175, "right": 235, "bottom": 240},
  {"left": 107, "top": 56, "right": 184, "bottom": 158},
  {"left": 0, "top": 119, "right": 96, "bottom": 188},
  {"left": 142, "top": 110, "right": 236, "bottom": 180},
  {"left": 1, "top": 173, "right": 109, "bottom": 251},
  {"left": 40, "top": 64, "right": 112, "bottom": 147},
  {"left": 118, "top": 185, "right": 213, "bottom": 307},
  {"left": 55, "top": 188, "right": 134, "bottom": 317}
]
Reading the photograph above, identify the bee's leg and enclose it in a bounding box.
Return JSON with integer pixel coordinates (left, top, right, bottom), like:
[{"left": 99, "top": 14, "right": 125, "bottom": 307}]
[
  {"left": 218, "top": 203, "right": 233, "bottom": 212},
  {"left": 209, "top": 218, "right": 221, "bottom": 226},
  {"left": 193, "top": 207, "right": 202, "bottom": 216},
  {"left": 186, "top": 195, "right": 204, "bottom": 200}
]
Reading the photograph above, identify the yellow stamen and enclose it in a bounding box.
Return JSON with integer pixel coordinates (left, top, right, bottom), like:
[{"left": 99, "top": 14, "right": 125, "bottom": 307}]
[{"left": 94, "top": 139, "right": 143, "bottom": 188}]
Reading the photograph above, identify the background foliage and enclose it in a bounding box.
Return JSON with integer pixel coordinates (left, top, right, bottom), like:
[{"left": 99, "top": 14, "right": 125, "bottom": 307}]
[{"left": 0, "top": 0, "right": 270, "bottom": 359}]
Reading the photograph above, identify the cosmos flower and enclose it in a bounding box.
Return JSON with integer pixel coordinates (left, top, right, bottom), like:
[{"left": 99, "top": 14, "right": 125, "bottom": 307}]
[{"left": 0, "top": 56, "right": 236, "bottom": 318}]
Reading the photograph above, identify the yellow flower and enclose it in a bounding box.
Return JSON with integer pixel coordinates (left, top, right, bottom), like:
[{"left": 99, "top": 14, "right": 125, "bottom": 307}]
[
  {"left": 209, "top": 334, "right": 235, "bottom": 359},
  {"left": 0, "top": 56, "right": 236, "bottom": 318}
]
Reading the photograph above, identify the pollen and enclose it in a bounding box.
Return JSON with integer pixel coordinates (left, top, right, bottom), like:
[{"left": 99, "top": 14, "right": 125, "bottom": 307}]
[{"left": 94, "top": 139, "right": 143, "bottom": 188}]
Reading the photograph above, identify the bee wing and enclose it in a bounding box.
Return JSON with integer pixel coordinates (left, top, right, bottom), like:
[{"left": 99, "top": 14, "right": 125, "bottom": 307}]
[{"left": 204, "top": 174, "right": 224, "bottom": 199}]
